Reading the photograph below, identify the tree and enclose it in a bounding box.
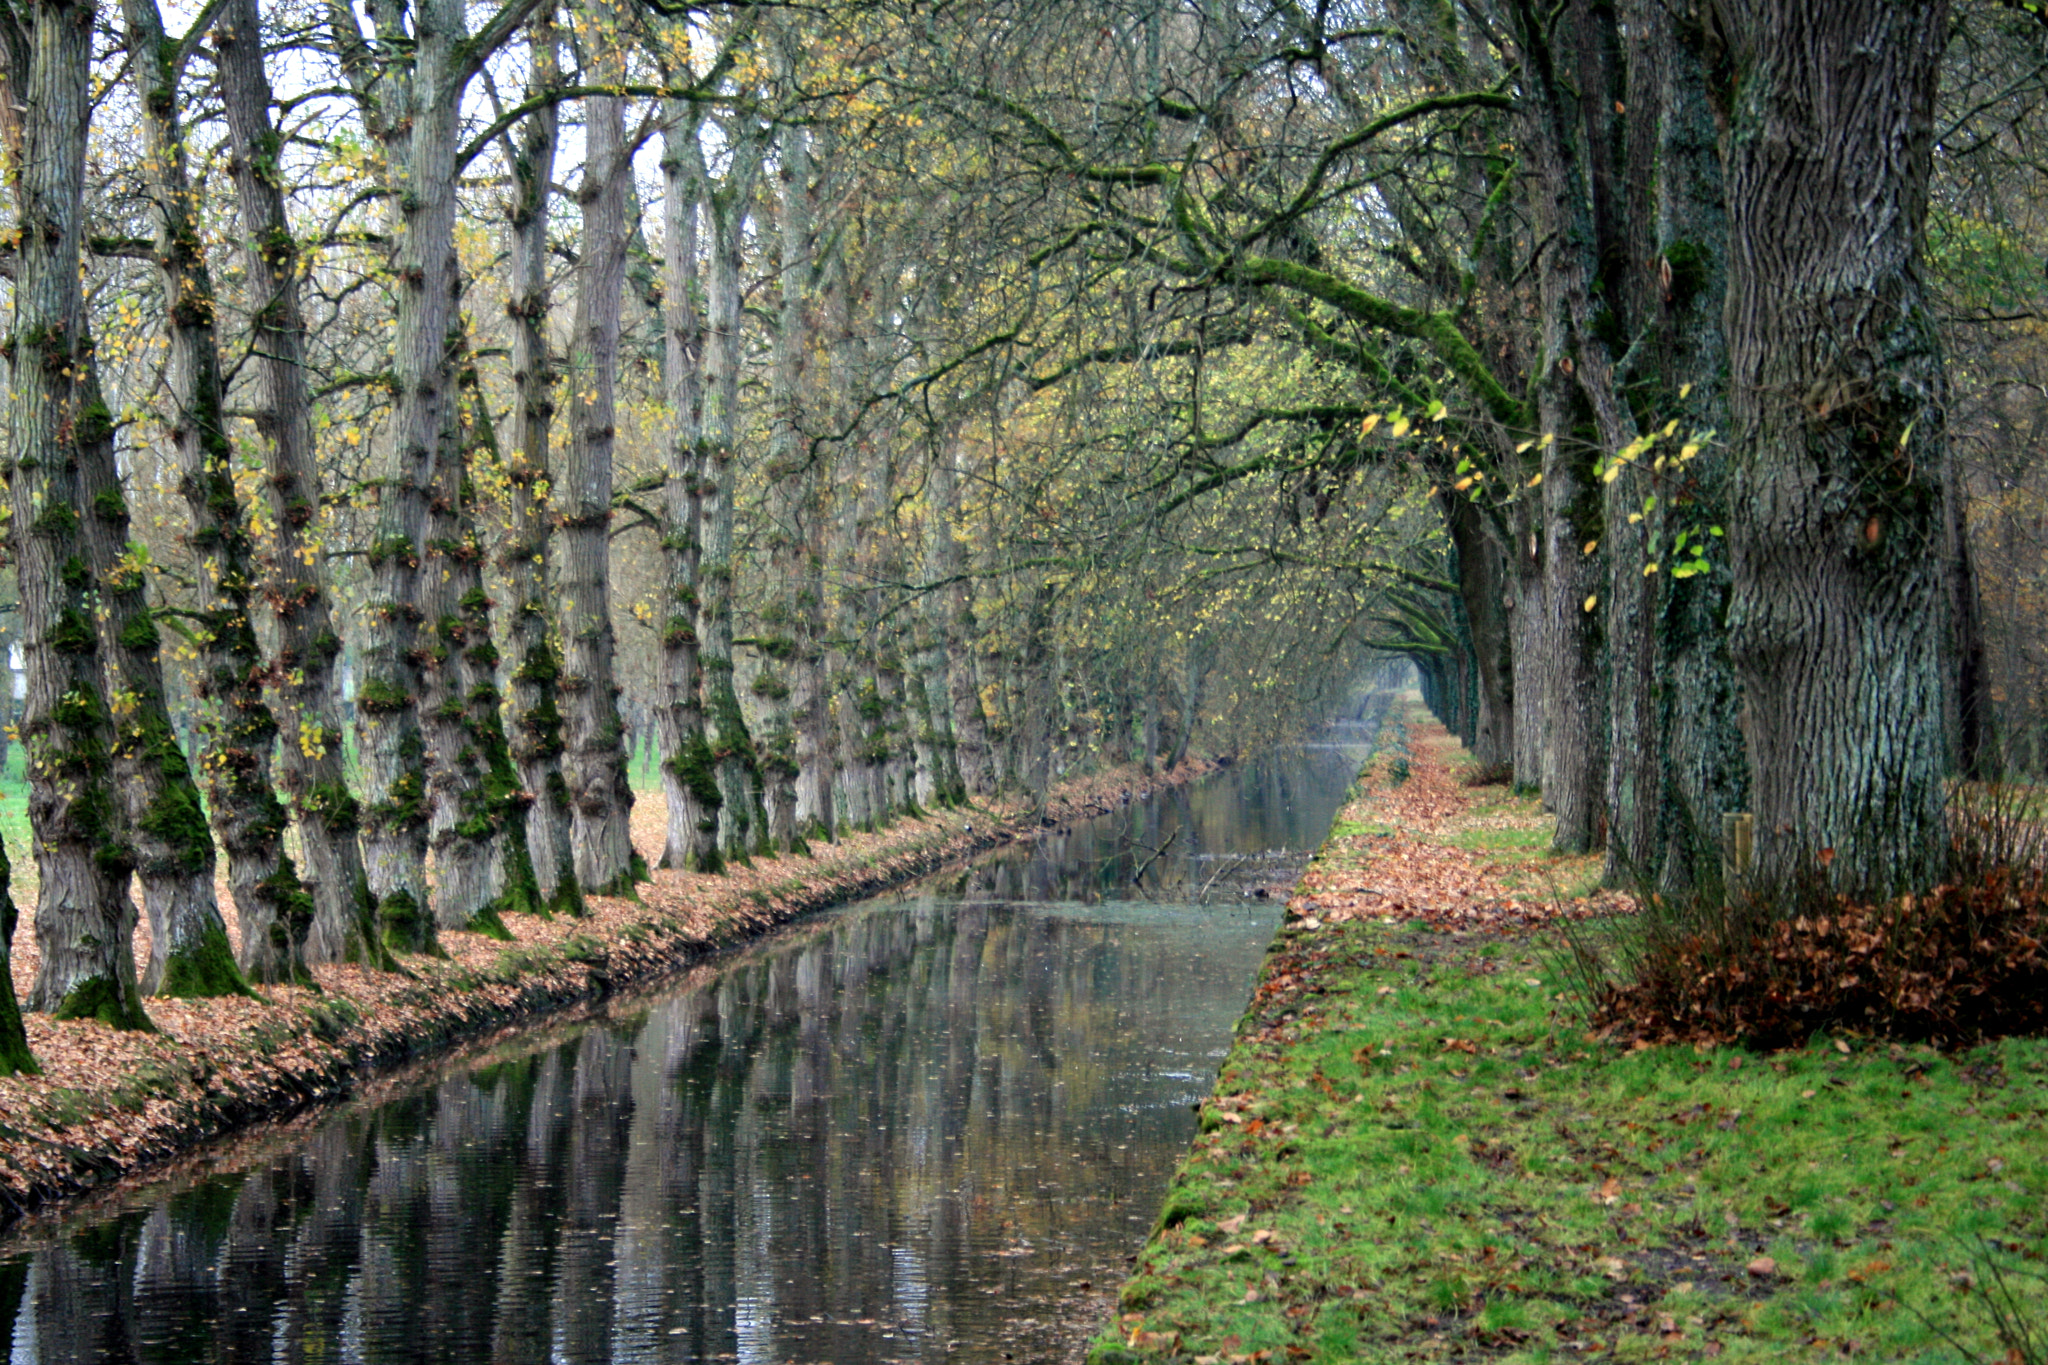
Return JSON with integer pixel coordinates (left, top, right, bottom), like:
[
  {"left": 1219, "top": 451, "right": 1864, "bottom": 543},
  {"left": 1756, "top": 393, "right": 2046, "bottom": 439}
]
[
  {"left": 215, "top": 0, "right": 386, "bottom": 967},
  {"left": 1713, "top": 0, "right": 1958, "bottom": 895},
  {"left": 8, "top": 0, "right": 152, "bottom": 1029},
  {"left": 558, "top": 36, "right": 644, "bottom": 896},
  {"left": 496, "top": 6, "right": 586, "bottom": 914},
  {"left": 123, "top": 0, "right": 296, "bottom": 990}
]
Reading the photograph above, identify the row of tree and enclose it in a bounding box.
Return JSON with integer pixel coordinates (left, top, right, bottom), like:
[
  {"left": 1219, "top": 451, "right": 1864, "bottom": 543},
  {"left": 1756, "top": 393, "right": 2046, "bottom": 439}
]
[
  {"left": 909, "top": 0, "right": 2048, "bottom": 895},
  {"left": 0, "top": 0, "right": 1407, "bottom": 1071},
  {"left": 2, "top": 0, "right": 2044, "bottom": 1074}
]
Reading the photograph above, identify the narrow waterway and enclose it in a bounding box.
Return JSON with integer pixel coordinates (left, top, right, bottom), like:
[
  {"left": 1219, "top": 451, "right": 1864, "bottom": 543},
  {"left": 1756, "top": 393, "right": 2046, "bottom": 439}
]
[{"left": 1, "top": 720, "right": 1376, "bottom": 1365}]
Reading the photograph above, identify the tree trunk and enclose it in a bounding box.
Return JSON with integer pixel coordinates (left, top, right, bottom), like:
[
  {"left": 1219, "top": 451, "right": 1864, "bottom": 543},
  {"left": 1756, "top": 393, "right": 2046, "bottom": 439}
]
[
  {"left": 12, "top": 0, "right": 150, "bottom": 1028},
  {"left": 1717, "top": 0, "right": 1955, "bottom": 895},
  {"left": 1652, "top": 10, "right": 1749, "bottom": 892},
  {"left": 336, "top": 0, "right": 465, "bottom": 954},
  {"left": 126, "top": 0, "right": 311, "bottom": 986},
  {"left": 699, "top": 121, "right": 769, "bottom": 861},
  {"left": 560, "top": 89, "right": 641, "bottom": 896},
  {"left": 0, "top": 846, "right": 29, "bottom": 1073},
  {"left": 657, "top": 102, "right": 722, "bottom": 874},
  {"left": 418, "top": 330, "right": 523, "bottom": 937},
  {"left": 927, "top": 433, "right": 991, "bottom": 796},
  {"left": 216, "top": 0, "right": 384, "bottom": 967},
  {"left": 77, "top": 362, "right": 250, "bottom": 999},
  {"left": 1509, "top": 497, "right": 1546, "bottom": 792},
  {"left": 1443, "top": 496, "right": 1512, "bottom": 769},
  {"left": 497, "top": 8, "right": 582, "bottom": 914}
]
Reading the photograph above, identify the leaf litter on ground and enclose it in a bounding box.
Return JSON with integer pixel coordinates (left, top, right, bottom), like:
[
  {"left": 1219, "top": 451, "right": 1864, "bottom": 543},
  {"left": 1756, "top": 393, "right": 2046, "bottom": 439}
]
[{"left": 1089, "top": 701, "right": 2048, "bottom": 1365}]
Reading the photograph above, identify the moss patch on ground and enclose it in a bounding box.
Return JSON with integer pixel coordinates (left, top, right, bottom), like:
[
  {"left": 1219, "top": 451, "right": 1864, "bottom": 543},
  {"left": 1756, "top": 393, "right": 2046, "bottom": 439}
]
[{"left": 1092, "top": 704, "right": 2048, "bottom": 1364}]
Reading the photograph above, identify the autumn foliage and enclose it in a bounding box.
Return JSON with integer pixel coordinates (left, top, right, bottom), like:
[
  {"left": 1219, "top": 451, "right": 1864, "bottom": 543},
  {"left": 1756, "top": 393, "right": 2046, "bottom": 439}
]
[{"left": 1580, "top": 795, "right": 2048, "bottom": 1048}]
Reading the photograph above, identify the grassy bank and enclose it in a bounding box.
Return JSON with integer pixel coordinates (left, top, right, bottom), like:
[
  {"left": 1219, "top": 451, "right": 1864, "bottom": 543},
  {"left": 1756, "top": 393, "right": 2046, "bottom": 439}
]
[
  {"left": 1091, "top": 704, "right": 2048, "bottom": 1364},
  {"left": 0, "top": 758, "right": 1217, "bottom": 1229}
]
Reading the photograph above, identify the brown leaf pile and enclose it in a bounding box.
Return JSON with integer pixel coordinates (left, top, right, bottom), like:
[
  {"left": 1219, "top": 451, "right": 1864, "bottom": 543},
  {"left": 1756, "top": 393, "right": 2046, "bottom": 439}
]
[
  {"left": 1590, "top": 865, "right": 2048, "bottom": 1048},
  {"left": 0, "top": 758, "right": 1218, "bottom": 1227}
]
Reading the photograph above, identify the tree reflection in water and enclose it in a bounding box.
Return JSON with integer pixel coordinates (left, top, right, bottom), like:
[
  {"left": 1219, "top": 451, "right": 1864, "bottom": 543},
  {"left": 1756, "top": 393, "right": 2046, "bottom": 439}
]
[{"left": 1, "top": 733, "right": 1371, "bottom": 1364}]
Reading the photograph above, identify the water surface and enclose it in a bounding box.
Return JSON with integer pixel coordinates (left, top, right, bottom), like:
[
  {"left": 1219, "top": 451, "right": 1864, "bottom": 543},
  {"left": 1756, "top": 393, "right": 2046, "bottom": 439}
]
[{"left": 2, "top": 727, "right": 1373, "bottom": 1364}]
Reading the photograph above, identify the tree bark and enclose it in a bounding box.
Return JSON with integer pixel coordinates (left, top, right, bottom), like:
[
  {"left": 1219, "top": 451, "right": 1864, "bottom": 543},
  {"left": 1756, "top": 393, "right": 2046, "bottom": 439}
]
[
  {"left": 757, "top": 116, "right": 815, "bottom": 852},
  {"left": 0, "top": 844, "right": 29, "bottom": 1072},
  {"left": 76, "top": 361, "right": 251, "bottom": 999},
  {"left": 1715, "top": 0, "right": 1955, "bottom": 895},
  {"left": 928, "top": 432, "right": 994, "bottom": 796},
  {"left": 331, "top": 0, "right": 456, "bottom": 952},
  {"left": 1443, "top": 495, "right": 1513, "bottom": 769},
  {"left": 497, "top": 8, "right": 583, "bottom": 913},
  {"left": 1652, "top": 8, "right": 1749, "bottom": 891},
  {"left": 216, "top": 0, "right": 384, "bottom": 967},
  {"left": 699, "top": 121, "right": 769, "bottom": 861},
  {"left": 1509, "top": 498, "right": 1545, "bottom": 792},
  {"left": 657, "top": 101, "right": 723, "bottom": 874},
  {"left": 560, "top": 88, "right": 641, "bottom": 895},
  {"left": 12, "top": 0, "right": 150, "bottom": 1028}
]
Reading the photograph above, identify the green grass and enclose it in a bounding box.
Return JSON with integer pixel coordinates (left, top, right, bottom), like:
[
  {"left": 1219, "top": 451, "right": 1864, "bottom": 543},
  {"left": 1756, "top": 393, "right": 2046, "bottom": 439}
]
[
  {"left": 1091, "top": 920, "right": 2048, "bottom": 1363},
  {"left": 1330, "top": 819, "right": 1399, "bottom": 839},
  {"left": 1444, "top": 825, "right": 1554, "bottom": 852}
]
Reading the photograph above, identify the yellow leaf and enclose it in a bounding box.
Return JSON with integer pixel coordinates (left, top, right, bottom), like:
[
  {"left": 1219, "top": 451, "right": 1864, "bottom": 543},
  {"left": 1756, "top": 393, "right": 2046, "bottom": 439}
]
[
  {"left": 1644, "top": 562, "right": 1660, "bottom": 575},
  {"left": 1390, "top": 416, "right": 1412, "bottom": 438},
  {"left": 1454, "top": 476, "right": 1475, "bottom": 491},
  {"left": 1527, "top": 471, "right": 1543, "bottom": 488},
  {"left": 1583, "top": 594, "right": 1598, "bottom": 612},
  {"left": 1582, "top": 539, "right": 1599, "bottom": 556},
  {"left": 1360, "top": 413, "right": 1382, "bottom": 437}
]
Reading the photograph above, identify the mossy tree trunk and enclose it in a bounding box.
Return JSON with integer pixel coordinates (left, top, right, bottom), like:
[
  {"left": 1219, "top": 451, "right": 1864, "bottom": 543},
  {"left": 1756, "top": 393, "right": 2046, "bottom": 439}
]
[
  {"left": 416, "top": 324, "right": 519, "bottom": 939},
  {"left": 0, "top": 840, "right": 35, "bottom": 1075},
  {"left": 699, "top": 118, "right": 770, "bottom": 863},
  {"left": 756, "top": 113, "right": 814, "bottom": 855},
  {"left": 126, "top": 0, "right": 313, "bottom": 988},
  {"left": 496, "top": 8, "right": 581, "bottom": 917},
  {"left": 1650, "top": 10, "right": 1748, "bottom": 892},
  {"left": 216, "top": 0, "right": 384, "bottom": 968},
  {"left": 931, "top": 438, "right": 996, "bottom": 798},
  {"left": 559, "top": 87, "right": 641, "bottom": 897},
  {"left": 328, "top": 0, "right": 542, "bottom": 949},
  {"left": 76, "top": 362, "right": 251, "bottom": 1000},
  {"left": 455, "top": 341, "right": 542, "bottom": 928},
  {"left": 657, "top": 100, "right": 722, "bottom": 874},
  {"left": 10, "top": 0, "right": 150, "bottom": 1030}
]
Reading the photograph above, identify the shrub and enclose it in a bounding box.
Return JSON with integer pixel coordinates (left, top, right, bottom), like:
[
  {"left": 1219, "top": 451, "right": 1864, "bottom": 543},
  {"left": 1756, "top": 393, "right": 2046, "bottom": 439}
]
[{"left": 1564, "top": 785, "right": 2048, "bottom": 1048}]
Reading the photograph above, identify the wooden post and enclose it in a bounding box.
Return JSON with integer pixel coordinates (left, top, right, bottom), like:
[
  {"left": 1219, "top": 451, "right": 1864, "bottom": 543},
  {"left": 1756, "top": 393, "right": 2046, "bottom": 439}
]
[{"left": 1721, "top": 811, "right": 1754, "bottom": 890}]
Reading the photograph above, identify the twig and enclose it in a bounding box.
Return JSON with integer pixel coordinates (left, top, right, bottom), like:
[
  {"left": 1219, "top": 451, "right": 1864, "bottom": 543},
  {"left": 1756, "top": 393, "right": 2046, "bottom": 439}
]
[
  {"left": 1131, "top": 829, "right": 1181, "bottom": 885},
  {"left": 1197, "top": 853, "right": 1251, "bottom": 902}
]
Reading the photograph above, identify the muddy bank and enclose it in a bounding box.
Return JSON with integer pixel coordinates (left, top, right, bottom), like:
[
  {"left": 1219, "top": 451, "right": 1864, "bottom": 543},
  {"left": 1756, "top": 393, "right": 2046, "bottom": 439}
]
[{"left": 0, "top": 759, "right": 1218, "bottom": 1229}]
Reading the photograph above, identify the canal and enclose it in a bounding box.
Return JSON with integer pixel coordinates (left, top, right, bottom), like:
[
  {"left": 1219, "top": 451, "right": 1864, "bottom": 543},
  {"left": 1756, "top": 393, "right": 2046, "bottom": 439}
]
[{"left": 1, "top": 720, "right": 1376, "bottom": 1364}]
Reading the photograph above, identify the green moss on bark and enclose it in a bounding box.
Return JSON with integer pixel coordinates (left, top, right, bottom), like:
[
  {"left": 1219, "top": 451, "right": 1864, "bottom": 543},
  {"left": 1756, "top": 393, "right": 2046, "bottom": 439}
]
[
  {"left": 154, "top": 920, "right": 255, "bottom": 999},
  {"left": 0, "top": 855, "right": 36, "bottom": 1075},
  {"left": 547, "top": 855, "right": 586, "bottom": 918},
  {"left": 52, "top": 975, "right": 156, "bottom": 1031}
]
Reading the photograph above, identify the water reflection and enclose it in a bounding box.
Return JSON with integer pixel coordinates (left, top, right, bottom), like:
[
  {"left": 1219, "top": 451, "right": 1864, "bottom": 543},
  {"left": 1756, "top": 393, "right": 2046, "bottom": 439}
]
[{"left": 2, "top": 730, "right": 1372, "bottom": 1364}]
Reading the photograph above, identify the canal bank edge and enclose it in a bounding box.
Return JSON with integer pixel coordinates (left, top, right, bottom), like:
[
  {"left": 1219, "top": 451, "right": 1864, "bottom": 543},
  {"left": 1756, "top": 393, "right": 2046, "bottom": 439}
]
[
  {"left": 0, "top": 759, "right": 1221, "bottom": 1230},
  {"left": 1085, "top": 702, "right": 2048, "bottom": 1364}
]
